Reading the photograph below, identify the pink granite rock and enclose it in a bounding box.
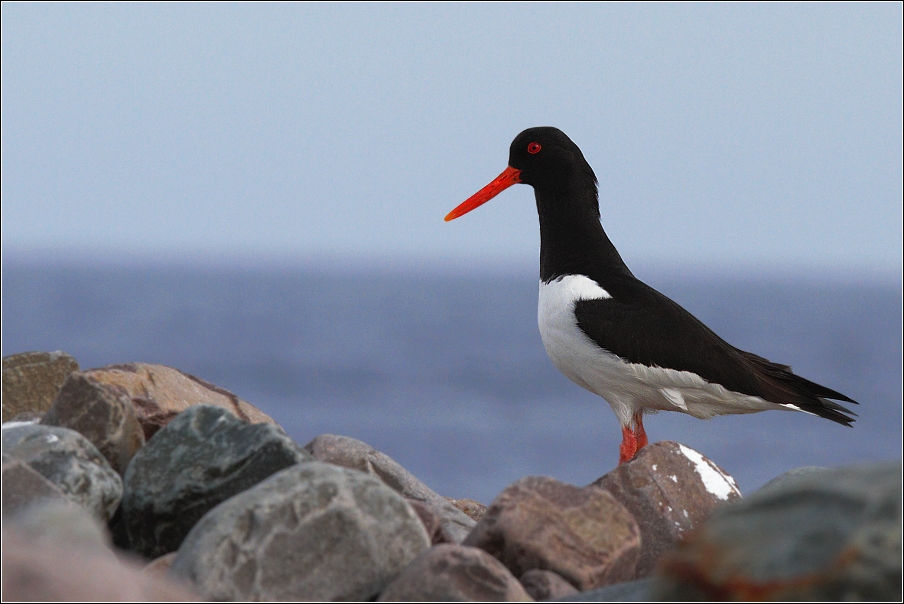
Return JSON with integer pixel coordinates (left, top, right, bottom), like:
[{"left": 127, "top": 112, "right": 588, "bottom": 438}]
[
  {"left": 82, "top": 363, "right": 277, "bottom": 439},
  {"left": 463, "top": 475, "right": 640, "bottom": 590},
  {"left": 379, "top": 544, "right": 533, "bottom": 602},
  {"left": 591, "top": 441, "right": 742, "bottom": 578}
]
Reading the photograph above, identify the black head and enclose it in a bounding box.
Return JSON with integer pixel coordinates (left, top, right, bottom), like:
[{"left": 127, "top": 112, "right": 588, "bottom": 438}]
[{"left": 508, "top": 127, "right": 598, "bottom": 193}]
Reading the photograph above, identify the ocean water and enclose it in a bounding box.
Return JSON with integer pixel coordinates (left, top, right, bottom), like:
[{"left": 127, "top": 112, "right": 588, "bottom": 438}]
[{"left": 2, "top": 260, "right": 901, "bottom": 503}]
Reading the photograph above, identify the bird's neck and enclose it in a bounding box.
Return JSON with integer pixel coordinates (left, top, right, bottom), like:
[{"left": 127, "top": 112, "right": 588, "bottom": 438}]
[{"left": 536, "top": 184, "right": 633, "bottom": 283}]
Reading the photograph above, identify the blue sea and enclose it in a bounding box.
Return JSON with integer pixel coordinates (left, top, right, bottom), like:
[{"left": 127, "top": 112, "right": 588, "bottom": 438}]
[{"left": 2, "top": 259, "right": 901, "bottom": 503}]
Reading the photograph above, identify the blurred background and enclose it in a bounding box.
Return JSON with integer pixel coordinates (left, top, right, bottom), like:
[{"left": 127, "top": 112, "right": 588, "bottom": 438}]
[{"left": 3, "top": 3, "right": 901, "bottom": 502}]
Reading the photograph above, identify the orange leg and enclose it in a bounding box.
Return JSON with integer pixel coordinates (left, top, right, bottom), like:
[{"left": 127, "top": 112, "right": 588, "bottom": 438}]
[{"left": 618, "top": 412, "right": 648, "bottom": 465}]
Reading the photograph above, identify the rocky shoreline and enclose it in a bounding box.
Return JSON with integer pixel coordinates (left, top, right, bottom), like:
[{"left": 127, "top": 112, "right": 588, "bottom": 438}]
[{"left": 2, "top": 351, "right": 900, "bottom": 601}]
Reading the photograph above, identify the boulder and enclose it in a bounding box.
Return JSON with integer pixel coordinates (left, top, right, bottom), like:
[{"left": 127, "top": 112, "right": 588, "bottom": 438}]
[
  {"left": 122, "top": 404, "right": 311, "bottom": 559},
  {"left": 654, "top": 462, "right": 902, "bottom": 601},
  {"left": 170, "top": 461, "right": 431, "bottom": 601},
  {"left": 407, "top": 498, "right": 453, "bottom": 544},
  {"left": 305, "top": 433, "right": 477, "bottom": 542},
  {"left": 463, "top": 475, "right": 640, "bottom": 591},
  {"left": 591, "top": 441, "right": 741, "bottom": 578},
  {"left": 2, "top": 351, "right": 79, "bottom": 422},
  {"left": 2, "top": 423, "right": 122, "bottom": 522},
  {"left": 81, "top": 363, "right": 276, "bottom": 439},
  {"left": 41, "top": 372, "right": 145, "bottom": 475},
  {"left": 519, "top": 569, "right": 579, "bottom": 601},
  {"left": 1, "top": 452, "right": 71, "bottom": 518},
  {"left": 379, "top": 543, "right": 533, "bottom": 602}
]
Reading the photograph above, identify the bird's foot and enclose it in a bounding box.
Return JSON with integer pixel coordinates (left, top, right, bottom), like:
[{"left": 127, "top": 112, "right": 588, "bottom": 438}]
[{"left": 618, "top": 413, "right": 648, "bottom": 465}]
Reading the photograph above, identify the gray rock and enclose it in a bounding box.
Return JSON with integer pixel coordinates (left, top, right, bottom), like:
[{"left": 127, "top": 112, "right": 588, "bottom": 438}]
[
  {"left": 463, "top": 475, "right": 641, "bottom": 591},
  {"left": 407, "top": 497, "right": 453, "bottom": 544},
  {"left": 379, "top": 543, "right": 533, "bottom": 602},
  {"left": 591, "top": 441, "right": 741, "bottom": 578},
  {"left": 654, "top": 462, "right": 902, "bottom": 601},
  {"left": 756, "top": 465, "right": 830, "bottom": 493},
  {"left": 170, "top": 461, "right": 431, "bottom": 601},
  {"left": 305, "top": 433, "right": 477, "bottom": 542},
  {"left": 559, "top": 578, "right": 656, "bottom": 602},
  {"left": 2, "top": 351, "right": 79, "bottom": 422},
  {"left": 519, "top": 569, "right": 579, "bottom": 601},
  {"left": 2, "top": 423, "right": 122, "bottom": 522},
  {"left": 1, "top": 451, "right": 71, "bottom": 518},
  {"left": 41, "top": 372, "right": 145, "bottom": 475},
  {"left": 122, "top": 404, "right": 311, "bottom": 559}
]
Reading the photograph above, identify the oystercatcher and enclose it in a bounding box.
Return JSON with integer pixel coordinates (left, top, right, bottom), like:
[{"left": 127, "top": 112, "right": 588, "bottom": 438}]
[{"left": 445, "top": 127, "right": 858, "bottom": 465}]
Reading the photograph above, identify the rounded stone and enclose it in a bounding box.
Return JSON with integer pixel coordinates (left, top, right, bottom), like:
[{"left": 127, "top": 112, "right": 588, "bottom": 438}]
[
  {"left": 2, "top": 423, "right": 122, "bottom": 522},
  {"left": 170, "top": 461, "right": 431, "bottom": 601},
  {"left": 122, "top": 404, "right": 312, "bottom": 559}
]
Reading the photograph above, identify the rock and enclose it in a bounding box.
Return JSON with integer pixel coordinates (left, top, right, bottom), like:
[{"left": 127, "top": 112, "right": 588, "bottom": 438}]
[
  {"left": 305, "top": 433, "right": 477, "bottom": 542},
  {"left": 519, "top": 569, "right": 579, "bottom": 601},
  {"left": 407, "top": 498, "right": 452, "bottom": 544},
  {"left": 1, "top": 452, "right": 71, "bottom": 518},
  {"left": 591, "top": 441, "right": 741, "bottom": 578},
  {"left": 122, "top": 404, "right": 311, "bottom": 559},
  {"left": 756, "top": 465, "right": 830, "bottom": 493},
  {"left": 1, "top": 528, "right": 199, "bottom": 601},
  {"left": 2, "top": 351, "right": 79, "bottom": 422},
  {"left": 82, "top": 363, "right": 277, "bottom": 440},
  {"left": 560, "top": 578, "right": 656, "bottom": 602},
  {"left": 654, "top": 462, "right": 902, "bottom": 601},
  {"left": 463, "top": 475, "right": 641, "bottom": 591},
  {"left": 379, "top": 543, "right": 534, "bottom": 602},
  {"left": 2, "top": 423, "right": 122, "bottom": 522},
  {"left": 41, "top": 372, "right": 145, "bottom": 475},
  {"left": 170, "top": 461, "right": 431, "bottom": 601},
  {"left": 451, "top": 497, "right": 488, "bottom": 522}
]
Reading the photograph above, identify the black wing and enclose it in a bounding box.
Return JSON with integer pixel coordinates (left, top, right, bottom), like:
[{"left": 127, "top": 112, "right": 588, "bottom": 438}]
[{"left": 573, "top": 276, "right": 858, "bottom": 426}]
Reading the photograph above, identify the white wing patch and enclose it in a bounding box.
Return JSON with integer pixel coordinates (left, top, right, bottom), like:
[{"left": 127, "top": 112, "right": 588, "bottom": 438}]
[{"left": 659, "top": 387, "right": 688, "bottom": 411}]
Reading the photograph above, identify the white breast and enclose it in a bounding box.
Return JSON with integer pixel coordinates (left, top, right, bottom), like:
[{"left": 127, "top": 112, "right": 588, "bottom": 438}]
[{"left": 537, "top": 275, "right": 778, "bottom": 426}]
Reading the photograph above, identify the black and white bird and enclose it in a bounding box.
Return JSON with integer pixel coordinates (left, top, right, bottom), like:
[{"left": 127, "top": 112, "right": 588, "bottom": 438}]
[{"left": 445, "top": 127, "right": 858, "bottom": 465}]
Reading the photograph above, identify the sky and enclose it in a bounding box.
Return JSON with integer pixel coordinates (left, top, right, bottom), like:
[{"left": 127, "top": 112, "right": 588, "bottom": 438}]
[{"left": 2, "top": 3, "right": 902, "bottom": 277}]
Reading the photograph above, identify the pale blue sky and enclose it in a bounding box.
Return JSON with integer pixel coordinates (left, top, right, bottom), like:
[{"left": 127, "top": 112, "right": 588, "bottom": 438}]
[{"left": 2, "top": 3, "right": 901, "bottom": 276}]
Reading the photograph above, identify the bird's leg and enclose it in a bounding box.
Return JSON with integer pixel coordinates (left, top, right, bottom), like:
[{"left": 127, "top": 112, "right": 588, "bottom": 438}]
[
  {"left": 618, "top": 412, "right": 648, "bottom": 465},
  {"left": 634, "top": 412, "right": 648, "bottom": 449}
]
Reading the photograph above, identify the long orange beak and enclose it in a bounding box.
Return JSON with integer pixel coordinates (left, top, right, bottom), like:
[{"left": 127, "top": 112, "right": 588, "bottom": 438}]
[{"left": 444, "top": 166, "right": 522, "bottom": 222}]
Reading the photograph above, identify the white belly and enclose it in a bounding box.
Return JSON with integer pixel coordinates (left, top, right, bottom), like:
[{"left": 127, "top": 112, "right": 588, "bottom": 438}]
[{"left": 537, "top": 275, "right": 778, "bottom": 426}]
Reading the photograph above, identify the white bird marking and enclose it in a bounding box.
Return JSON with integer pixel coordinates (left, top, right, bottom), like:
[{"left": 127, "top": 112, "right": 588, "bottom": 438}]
[{"left": 660, "top": 387, "right": 688, "bottom": 411}]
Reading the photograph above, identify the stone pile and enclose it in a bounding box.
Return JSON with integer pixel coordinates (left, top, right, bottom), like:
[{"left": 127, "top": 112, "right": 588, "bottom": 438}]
[{"left": 2, "top": 350, "right": 900, "bottom": 601}]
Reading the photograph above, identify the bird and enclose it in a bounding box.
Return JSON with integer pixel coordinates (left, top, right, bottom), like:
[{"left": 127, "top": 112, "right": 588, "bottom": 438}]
[{"left": 444, "top": 126, "right": 858, "bottom": 465}]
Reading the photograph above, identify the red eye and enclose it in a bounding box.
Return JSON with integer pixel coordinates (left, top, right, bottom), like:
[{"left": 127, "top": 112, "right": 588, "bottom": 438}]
[{"left": 527, "top": 142, "right": 541, "bottom": 154}]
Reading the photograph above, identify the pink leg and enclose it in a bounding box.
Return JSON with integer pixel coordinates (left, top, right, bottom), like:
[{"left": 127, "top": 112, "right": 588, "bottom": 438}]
[{"left": 618, "top": 412, "right": 648, "bottom": 465}]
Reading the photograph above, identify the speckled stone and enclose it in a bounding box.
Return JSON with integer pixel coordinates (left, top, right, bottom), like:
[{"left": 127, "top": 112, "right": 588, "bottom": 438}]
[
  {"left": 170, "top": 461, "right": 431, "bottom": 601},
  {"left": 463, "top": 475, "right": 640, "bottom": 590}
]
